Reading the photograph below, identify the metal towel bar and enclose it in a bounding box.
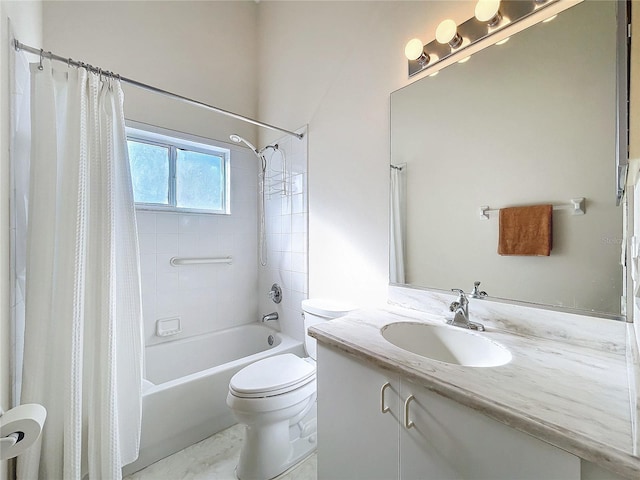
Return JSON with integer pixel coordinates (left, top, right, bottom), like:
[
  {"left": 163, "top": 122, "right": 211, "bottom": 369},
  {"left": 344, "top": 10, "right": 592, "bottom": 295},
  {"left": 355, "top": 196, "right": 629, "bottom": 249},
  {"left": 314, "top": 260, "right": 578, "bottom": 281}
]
[{"left": 480, "top": 197, "right": 585, "bottom": 220}]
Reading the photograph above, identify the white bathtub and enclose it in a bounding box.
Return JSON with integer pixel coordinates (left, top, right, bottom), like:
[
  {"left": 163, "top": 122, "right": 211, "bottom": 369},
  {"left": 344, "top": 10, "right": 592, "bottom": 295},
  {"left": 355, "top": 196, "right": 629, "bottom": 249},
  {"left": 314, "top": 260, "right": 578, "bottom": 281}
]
[{"left": 123, "top": 323, "right": 304, "bottom": 475}]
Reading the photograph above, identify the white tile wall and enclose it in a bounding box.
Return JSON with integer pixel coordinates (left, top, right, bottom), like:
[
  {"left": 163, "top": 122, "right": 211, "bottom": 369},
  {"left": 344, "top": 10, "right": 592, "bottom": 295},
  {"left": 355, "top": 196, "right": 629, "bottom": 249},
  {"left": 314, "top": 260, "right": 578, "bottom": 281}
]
[
  {"left": 137, "top": 147, "right": 260, "bottom": 346},
  {"left": 258, "top": 131, "right": 309, "bottom": 343},
  {"left": 136, "top": 134, "right": 307, "bottom": 348}
]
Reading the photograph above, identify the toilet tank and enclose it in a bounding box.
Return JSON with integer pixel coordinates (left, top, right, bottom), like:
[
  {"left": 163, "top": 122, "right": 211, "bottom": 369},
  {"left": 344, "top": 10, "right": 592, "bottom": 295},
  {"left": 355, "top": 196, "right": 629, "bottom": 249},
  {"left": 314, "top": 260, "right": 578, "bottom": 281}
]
[{"left": 302, "top": 299, "right": 357, "bottom": 360}]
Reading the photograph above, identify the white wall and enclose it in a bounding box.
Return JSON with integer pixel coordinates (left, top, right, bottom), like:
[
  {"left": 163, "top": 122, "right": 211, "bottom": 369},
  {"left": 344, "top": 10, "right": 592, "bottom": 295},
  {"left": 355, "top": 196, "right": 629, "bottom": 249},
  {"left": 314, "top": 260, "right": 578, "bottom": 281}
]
[
  {"left": 257, "top": 1, "right": 474, "bottom": 306},
  {"left": 0, "top": 2, "right": 41, "bottom": 479},
  {"left": 43, "top": 1, "right": 259, "bottom": 145}
]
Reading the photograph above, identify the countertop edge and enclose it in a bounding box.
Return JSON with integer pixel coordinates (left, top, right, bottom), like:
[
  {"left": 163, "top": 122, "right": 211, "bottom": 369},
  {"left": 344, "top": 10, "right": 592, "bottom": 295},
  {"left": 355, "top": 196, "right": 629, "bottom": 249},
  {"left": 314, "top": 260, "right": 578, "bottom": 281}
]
[{"left": 310, "top": 327, "right": 640, "bottom": 480}]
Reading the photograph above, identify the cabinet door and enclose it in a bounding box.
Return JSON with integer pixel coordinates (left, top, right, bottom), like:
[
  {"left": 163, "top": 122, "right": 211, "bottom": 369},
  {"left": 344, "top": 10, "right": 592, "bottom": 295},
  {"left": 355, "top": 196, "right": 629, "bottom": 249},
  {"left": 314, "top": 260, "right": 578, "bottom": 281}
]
[
  {"left": 399, "top": 380, "right": 580, "bottom": 480},
  {"left": 317, "top": 345, "right": 400, "bottom": 480}
]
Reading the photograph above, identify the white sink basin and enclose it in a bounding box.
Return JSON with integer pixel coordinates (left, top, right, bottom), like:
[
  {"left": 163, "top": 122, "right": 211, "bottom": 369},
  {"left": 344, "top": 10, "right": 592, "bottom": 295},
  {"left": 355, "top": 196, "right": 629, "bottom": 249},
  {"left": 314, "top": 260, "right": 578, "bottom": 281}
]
[{"left": 381, "top": 322, "right": 512, "bottom": 367}]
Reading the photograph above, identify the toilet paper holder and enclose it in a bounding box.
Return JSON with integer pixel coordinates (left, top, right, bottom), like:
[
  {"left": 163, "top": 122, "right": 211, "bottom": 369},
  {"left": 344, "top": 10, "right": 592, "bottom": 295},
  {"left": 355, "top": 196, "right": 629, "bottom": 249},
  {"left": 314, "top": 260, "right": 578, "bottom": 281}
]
[
  {"left": 0, "top": 407, "right": 23, "bottom": 453},
  {"left": 0, "top": 404, "right": 47, "bottom": 460},
  {"left": 0, "top": 431, "right": 21, "bottom": 449}
]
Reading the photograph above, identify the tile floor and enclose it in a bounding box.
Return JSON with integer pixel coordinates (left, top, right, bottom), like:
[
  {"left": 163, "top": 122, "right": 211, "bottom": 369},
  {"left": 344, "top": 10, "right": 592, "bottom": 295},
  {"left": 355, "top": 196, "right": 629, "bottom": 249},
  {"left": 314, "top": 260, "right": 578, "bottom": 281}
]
[{"left": 124, "top": 424, "right": 317, "bottom": 480}]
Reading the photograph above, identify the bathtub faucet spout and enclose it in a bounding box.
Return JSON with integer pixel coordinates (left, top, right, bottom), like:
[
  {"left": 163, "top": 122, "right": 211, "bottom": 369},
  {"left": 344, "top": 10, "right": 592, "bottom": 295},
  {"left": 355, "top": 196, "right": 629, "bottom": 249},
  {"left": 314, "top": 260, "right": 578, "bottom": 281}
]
[{"left": 261, "top": 312, "right": 279, "bottom": 322}]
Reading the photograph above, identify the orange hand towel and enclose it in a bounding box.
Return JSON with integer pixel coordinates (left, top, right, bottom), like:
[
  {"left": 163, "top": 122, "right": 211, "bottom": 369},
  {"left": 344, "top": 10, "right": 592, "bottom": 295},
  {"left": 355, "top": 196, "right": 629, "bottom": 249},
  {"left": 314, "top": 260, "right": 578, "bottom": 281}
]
[{"left": 498, "top": 205, "right": 552, "bottom": 256}]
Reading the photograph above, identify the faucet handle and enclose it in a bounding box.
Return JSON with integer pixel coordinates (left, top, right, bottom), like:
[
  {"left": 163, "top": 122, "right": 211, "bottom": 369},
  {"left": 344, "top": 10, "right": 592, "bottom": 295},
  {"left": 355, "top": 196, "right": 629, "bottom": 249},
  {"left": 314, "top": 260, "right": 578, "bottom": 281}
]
[
  {"left": 451, "top": 288, "right": 466, "bottom": 300},
  {"left": 268, "top": 283, "right": 283, "bottom": 304},
  {"left": 470, "top": 281, "right": 488, "bottom": 298},
  {"left": 451, "top": 288, "right": 468, "bottom": 308},
  {"left": 449, "top": 301, "right": 461, "bottom": 312}
]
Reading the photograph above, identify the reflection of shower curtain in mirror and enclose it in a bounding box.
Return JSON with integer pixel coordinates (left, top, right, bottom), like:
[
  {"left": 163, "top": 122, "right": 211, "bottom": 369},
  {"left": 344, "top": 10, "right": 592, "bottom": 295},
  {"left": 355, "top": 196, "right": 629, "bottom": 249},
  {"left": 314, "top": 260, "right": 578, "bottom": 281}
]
[
  {"left": 17, "top": 58, "right": 143, "bottom": 480},
  {"left": 10, "top": 45, "right": 31, "bottom": 411},
  {"left": 390, "top": 165, "right": 406, "bottom": 284}
]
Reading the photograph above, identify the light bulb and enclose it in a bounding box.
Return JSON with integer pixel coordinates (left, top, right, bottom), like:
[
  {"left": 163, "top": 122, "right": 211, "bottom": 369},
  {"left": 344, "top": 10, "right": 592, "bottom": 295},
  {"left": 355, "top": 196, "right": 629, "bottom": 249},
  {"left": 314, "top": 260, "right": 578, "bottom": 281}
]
[
  {"left": 435, "top": 19, "right": 462, "bottom": 48},
  {"left": 404, "top": 38, "right": 424, "bottom": 61},
  {"left": 475, "top": 0, "right": 502, "bottom": 27},
  {"left": 543, "top": 14, "right": 558, "bottom": 23},
  {"left": 404, "top": 38, "right": 430, "bottom": 66},
  {"left": 458, "top": 56, "right": 471, "bottom": 64},
  {"left": 495, "top": 37, "right": 510, "bottom": 45}
]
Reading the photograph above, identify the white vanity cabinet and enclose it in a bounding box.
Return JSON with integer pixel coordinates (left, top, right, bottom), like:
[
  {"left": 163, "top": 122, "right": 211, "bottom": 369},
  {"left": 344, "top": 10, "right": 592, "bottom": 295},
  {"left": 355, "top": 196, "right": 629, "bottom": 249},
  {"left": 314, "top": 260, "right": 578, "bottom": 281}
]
[
  {"left": 317, "top": 345, "right": 400, "bottom": 479},
  {"left": 317, "top": 344, "right": 581, "bottom": 480},
  {"left": 398, "top": 379, "right": 579, "bottom": 479}
]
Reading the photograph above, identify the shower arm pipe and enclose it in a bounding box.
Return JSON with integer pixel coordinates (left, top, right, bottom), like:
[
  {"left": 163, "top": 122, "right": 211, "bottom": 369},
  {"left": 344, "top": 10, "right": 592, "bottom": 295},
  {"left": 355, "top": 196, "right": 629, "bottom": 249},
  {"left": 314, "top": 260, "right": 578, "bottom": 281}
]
[{"left": 13, "top": 39, "right": 304, "bottom": 141}]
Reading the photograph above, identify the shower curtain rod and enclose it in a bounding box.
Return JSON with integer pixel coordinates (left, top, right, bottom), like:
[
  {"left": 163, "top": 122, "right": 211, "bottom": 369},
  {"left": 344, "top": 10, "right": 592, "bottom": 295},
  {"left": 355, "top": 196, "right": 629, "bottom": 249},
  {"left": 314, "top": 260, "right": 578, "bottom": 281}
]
[{"left": 14, "top": 39, "right": 304, "bottom": 140}]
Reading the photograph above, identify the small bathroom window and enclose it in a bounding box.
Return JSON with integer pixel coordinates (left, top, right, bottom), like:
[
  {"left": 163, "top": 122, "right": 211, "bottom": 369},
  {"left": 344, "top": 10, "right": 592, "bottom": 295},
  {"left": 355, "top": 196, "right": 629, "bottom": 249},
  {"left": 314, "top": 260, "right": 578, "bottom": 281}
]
[{"left": 126, "top": 122, "right": 230, "bottom": 214}]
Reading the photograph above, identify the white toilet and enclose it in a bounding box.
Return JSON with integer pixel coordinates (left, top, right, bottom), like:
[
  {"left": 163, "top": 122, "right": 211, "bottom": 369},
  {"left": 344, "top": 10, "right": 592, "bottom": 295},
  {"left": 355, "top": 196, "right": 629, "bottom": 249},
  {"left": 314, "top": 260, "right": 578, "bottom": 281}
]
[{"left": 227, "top": 299, "right": 357, "bottom": 480}]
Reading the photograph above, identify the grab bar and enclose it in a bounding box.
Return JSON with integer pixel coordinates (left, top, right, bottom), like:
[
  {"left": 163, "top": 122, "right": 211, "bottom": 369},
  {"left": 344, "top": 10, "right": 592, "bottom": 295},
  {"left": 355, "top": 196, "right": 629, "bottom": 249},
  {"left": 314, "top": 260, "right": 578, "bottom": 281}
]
[{"left": 170, "top": 256, "right": 233, "bottom": 266}]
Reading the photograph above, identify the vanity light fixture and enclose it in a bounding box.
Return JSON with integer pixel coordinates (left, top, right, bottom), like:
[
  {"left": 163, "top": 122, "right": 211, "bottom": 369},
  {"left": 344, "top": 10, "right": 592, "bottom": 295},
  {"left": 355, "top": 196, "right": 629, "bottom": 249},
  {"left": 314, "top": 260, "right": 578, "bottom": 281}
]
[
  {"left": 404, "top": 38, "right": 430, "bottom": 66},
  {"left": 404, "top": 0, "right": 582, "bottom": 78},
  {"left": 436, "top": 19, "right": 463, "bottom": 49},
  {"left": 475, "top": 0, "right": 503, "bottom": 27}
]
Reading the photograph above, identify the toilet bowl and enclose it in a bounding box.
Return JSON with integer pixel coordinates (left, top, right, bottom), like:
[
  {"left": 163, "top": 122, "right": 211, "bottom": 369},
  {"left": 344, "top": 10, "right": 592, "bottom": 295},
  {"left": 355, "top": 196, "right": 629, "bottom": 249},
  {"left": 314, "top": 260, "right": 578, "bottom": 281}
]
[{"left": 227, "top": 299, "right": 357, "bottom": 480}]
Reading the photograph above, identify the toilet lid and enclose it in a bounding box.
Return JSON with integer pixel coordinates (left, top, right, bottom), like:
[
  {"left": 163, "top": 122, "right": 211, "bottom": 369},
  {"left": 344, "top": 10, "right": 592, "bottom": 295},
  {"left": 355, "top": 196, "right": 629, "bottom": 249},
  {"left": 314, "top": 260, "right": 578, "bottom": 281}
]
[
  {"left": 302, "top": 298, "right": 358, "bottom": 318},
  {"left": 229, "top": 354, "right": 316, "bottom": 396}
]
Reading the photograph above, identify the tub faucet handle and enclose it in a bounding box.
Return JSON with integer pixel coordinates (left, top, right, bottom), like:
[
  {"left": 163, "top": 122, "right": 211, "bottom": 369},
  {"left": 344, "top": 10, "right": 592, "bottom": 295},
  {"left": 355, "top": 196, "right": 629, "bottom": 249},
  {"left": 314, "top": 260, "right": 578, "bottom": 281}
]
[{"left": 268, "top": 283, "right": 282, "bottom": 304}]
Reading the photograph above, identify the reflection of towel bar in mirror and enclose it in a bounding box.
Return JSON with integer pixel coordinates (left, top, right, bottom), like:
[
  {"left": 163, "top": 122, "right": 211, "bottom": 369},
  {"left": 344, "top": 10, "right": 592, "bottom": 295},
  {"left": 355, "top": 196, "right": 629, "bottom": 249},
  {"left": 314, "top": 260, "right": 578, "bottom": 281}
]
[
  {"left": 479, "top": 198, "right": 585, "bottom": 220},
  {"left": 170, "top": 256, "right": 233, "bottom": 266}
]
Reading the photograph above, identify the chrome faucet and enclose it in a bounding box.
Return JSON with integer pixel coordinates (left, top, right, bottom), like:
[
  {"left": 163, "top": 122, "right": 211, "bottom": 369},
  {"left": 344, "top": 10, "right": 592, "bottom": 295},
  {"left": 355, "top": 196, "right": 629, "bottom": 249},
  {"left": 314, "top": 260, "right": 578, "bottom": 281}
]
[
  {"left": 261, "top": 312, "right": 279, "bottom": 323},
  {"left": 447, "top": 289, "right": 485, "bottom": 331}
]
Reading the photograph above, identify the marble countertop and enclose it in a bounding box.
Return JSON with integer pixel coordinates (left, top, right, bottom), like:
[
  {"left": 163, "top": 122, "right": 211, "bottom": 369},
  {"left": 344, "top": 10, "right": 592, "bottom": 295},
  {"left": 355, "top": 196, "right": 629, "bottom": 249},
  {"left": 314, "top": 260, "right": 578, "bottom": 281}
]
[{"left": 308, "top": 305, "right": 639, "bottom": 479}]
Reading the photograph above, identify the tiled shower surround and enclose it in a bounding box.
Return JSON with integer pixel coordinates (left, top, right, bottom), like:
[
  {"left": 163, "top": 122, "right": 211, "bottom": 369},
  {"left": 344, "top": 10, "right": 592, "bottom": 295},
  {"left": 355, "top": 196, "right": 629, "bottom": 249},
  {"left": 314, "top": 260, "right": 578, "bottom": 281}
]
[
  {"left": 136, "top": 131, "right": 308, "bottom": 347},
  {"left": 258, "top": 133, "right": 309, "bottom": 342}
]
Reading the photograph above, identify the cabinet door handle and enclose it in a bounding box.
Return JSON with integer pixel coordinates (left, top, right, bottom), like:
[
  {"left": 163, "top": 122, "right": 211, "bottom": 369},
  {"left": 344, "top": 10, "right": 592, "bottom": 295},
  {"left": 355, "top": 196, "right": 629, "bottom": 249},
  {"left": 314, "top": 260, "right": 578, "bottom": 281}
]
[
  {"left": 404, "top": 395, "right": 415, "bottom": 429},
  {"left": 380, "top": 382, "right": 391, "bottom": 414}
]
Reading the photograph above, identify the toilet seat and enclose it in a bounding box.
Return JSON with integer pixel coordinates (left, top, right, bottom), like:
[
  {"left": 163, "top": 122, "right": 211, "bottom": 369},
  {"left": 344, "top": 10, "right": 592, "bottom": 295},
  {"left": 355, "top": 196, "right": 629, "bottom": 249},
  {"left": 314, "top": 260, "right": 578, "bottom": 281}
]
[{"left": 229, "top": 354, "right": 316, "bottom": 399}]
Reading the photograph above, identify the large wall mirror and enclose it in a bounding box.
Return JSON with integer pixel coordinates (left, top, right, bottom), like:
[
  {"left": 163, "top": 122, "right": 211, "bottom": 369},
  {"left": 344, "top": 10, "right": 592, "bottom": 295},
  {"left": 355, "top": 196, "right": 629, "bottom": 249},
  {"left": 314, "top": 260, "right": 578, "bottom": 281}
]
[{"left": 390, "top": 1, "right": 626, "bottom": 316}]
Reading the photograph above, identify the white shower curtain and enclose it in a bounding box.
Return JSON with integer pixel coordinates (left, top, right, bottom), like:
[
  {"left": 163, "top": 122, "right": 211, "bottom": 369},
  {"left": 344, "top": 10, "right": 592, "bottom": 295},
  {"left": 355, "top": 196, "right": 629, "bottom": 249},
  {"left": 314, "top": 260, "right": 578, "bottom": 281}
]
[
  {"left": 17, "top": 58, "right": 143, "bottom": 480},
  {"left": 390, "top": 165, "right": 406, "bottom": 284}
]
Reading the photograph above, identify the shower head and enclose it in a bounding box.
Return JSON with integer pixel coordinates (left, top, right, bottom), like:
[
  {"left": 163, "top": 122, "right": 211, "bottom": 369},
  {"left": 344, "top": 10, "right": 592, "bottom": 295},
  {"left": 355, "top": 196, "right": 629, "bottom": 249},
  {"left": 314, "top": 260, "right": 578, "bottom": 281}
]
[{"left": 229, "top": 134, "right": 259, "bottom": 154}]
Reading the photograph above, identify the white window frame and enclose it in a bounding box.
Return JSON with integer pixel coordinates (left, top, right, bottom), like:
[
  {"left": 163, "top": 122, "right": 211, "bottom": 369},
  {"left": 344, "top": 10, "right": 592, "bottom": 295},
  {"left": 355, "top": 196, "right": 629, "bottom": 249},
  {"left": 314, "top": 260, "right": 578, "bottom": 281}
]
[{"left": 126, "top": 121, "right": 231, "bottom": 215}]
